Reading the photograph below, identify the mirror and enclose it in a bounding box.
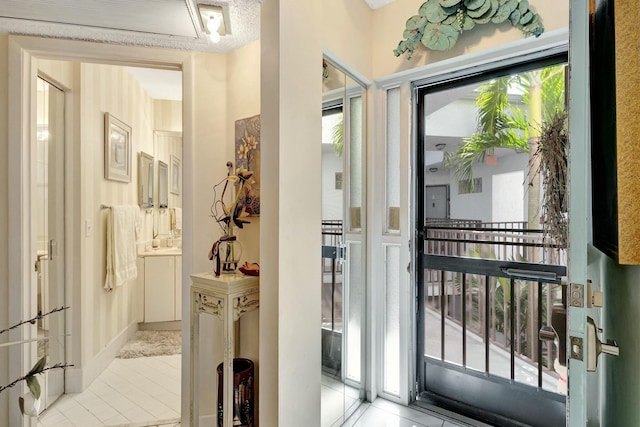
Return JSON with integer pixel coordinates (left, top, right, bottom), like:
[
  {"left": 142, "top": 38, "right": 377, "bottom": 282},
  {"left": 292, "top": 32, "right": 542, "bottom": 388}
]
[
  {"left": 321, "top": 59, "right": 366, "bottom": 426},
  {"left": 158, "top": 160, "right": 168, "bottom": 209},
  {"left": 153, "top": 131, "right": 182, "bottom": 239},
  {"left": 139, "top": 151, "right": 154, "bottom": 208}
]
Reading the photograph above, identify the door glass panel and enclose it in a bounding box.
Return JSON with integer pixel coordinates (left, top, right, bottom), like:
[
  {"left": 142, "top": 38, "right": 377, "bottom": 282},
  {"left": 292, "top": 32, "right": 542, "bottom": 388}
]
[
  {"left": 346, "top": 242, "right": 362, "bottom": 383},
  {"left": 386, "top": 88, "right": 401, "bottom": 233},
  {"left": 384, "top": 244, "right": 401, "bottom": 395},
  {"left": 417, "top": 60, "right": 568, "bottom": 425},
  {"left": 348, "top": 92, "right": 362, "bottom": 232},
  {"left": 36, "top": 76, "right": 66, "bottom": 409}
]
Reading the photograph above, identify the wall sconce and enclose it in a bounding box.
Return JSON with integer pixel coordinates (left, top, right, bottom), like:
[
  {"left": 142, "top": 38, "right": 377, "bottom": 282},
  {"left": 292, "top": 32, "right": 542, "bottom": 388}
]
[
  {"left": 198, "top": 4, "right": 227, "bottom": 43},
  {"left": 435, "top": 143, "right": 446, "bottom": 151}
]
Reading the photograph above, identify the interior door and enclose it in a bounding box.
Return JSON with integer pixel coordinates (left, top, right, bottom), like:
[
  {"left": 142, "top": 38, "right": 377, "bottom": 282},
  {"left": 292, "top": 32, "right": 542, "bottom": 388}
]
[
  {"left": 321, "top": 59, "right": 366, "bottom": 427},
  {"left": 35, "top": 76, "right": 66, "bottom": 410}
]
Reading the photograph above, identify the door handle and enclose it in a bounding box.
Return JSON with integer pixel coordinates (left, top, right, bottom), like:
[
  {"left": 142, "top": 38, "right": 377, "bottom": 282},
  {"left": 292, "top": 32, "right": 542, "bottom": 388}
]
[{"left": 586, "top": 316, "right": 619, "bottom": 372}]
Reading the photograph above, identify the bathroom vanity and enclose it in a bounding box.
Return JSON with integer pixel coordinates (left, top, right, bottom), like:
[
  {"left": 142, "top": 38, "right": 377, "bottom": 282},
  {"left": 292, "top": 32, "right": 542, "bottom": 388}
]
[{"left": 137, "top": 247, "right": 182, "bottom": 323}]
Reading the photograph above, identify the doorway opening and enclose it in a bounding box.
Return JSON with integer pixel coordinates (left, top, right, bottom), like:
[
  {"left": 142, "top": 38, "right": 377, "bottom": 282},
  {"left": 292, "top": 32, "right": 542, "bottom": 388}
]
[{"left": 414, "top": 52, "right": 569, "bottom": 426}]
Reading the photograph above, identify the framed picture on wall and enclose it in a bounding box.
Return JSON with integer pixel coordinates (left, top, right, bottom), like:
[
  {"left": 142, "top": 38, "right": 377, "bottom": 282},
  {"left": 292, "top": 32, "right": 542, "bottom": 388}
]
[
  {"left": 235, "top": 114, "right": 260, "bottom": 215},
  {"left": 171, "top": 154, "right": 181, "bottom": 195},
  {"left": 104, "top": 113, "right": 131, "bottom": 182}
]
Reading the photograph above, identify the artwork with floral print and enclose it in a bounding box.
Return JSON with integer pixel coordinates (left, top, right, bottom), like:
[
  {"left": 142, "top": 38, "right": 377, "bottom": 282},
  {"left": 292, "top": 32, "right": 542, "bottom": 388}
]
[{"left": 235, "top": 114, "right": 260, "bottom": 216}]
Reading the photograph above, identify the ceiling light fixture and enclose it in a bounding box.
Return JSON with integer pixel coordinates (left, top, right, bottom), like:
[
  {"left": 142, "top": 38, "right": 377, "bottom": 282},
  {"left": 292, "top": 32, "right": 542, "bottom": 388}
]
[
  {"left": 435, "top": 143, "right": 446, "bottom": 150},
  {"left": 198, "top": 4, "right": 227, "bottom": 43},
  {"left": 429, "top": 167, "right": 438, "bottom": 173}
]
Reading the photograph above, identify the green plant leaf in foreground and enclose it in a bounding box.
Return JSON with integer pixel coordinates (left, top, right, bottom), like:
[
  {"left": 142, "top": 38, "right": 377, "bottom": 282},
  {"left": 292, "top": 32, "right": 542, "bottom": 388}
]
[
  {"left": 25, "top": 376, "right": 40, "bottom": 400},
  {"left": 27, "top": 356, "right": 46, "bottom": 377}
]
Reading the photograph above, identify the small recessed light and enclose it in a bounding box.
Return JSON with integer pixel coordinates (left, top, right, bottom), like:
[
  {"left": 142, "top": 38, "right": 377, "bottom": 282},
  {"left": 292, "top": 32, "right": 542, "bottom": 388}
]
[
  {"left": 429, "top": 167, "right": 438, "bottom": 173},
  {"left": 435, "top": 143, "right": 446, "bottom": 151}
]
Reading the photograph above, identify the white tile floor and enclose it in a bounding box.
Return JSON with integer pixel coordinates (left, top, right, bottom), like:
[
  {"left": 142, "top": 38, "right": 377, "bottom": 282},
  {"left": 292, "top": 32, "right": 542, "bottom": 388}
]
[
  {"left": 344, "top": 399, "right": 491, "bottom": 427},
  {"left": 321, "top": 374, "right": 360, "bottom": 427},
  {"left": 37, "top": 353, "right": 484, "bottom": 427},
  {"left": 37, "top": 354, "right": 181, "bottom": 427}
]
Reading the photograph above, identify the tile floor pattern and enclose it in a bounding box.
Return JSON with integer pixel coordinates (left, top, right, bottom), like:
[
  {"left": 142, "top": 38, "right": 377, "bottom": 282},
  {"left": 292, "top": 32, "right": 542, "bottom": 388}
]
[
  {"left": 37, "top": 354, "right": 181, "bottom": 427},
  {"left": 37, "top": 352, "right": 486, "bottom": 427},
  {"left": 344, "top": 399, "right": 492, "bottom": 427}
]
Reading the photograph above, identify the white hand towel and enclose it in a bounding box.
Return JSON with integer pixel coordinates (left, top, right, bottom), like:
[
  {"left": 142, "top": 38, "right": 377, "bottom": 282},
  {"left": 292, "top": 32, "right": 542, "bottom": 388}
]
[{"left": 105, "top": 205, "right": 139, "bottom": 291}]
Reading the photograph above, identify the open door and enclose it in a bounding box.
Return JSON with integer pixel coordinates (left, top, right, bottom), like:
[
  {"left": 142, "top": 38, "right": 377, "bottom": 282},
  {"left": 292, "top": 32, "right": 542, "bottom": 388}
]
[
  {"left": 34, "top": 76, "right": 66, "bottom": 411},
  {"left": 566, "top": 1, "right": 621, "bottom": 425}
]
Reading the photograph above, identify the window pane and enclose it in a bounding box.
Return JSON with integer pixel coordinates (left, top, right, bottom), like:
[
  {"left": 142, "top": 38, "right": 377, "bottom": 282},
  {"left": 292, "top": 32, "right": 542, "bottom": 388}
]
[
  {"left": 384, "top": 245, "right": 400, "bottom": 395},
  {"left": 386, "top": 88, "right": 401, "bottom": 233},
  {"left": 346, "top": 242, "right": 362, "bottom": 382},
  {"left": 349, "top": 96, "right": 363, "bottom": 231}
]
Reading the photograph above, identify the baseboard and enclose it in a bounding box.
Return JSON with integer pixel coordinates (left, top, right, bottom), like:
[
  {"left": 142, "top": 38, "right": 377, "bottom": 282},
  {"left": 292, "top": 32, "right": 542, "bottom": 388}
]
[
  {"left": 138, "top": 320, "right": 181, "bottom": 331},
  {"left": 65, "top": 320, "right": 138, "bottom": 393}
]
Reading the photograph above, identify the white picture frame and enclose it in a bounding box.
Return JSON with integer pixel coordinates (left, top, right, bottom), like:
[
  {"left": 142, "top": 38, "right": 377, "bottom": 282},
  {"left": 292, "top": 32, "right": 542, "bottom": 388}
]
[{"left": 104, "top": 113, "right": 131, "bottom": 182}]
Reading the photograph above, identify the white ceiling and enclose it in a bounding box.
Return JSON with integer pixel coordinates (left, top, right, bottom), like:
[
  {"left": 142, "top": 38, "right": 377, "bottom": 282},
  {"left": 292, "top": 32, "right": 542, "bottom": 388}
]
[
  {"left": 125, "top": 67, "right": 183, "bottom": 101},
  {"left": 0, "top": 0, "right": 261, "bottom": 54}
]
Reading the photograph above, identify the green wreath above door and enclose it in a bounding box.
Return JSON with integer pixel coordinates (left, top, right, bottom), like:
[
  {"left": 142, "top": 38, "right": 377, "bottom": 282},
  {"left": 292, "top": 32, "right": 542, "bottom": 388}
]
[{"left": 394, "top": 0, "right": 544, "bottom": 58}]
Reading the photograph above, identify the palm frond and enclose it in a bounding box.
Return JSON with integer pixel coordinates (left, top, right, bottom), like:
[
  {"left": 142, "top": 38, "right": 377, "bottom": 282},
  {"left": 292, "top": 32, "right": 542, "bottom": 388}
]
[
  {"left": 476, "top": 77, "right": 511, "bottom": 135},
  {"left": 331, "top": 117, "right": 344, "bottom": 157}
]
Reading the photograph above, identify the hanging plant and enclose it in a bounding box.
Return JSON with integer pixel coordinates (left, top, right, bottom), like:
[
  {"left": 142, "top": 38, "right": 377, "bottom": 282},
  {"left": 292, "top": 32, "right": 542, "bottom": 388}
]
[
  {"left": 394, "top": 0, "right": 544, "bottom": 58},
  {"left": 531, "top": 111, "right": 568, "bottom": 248}
]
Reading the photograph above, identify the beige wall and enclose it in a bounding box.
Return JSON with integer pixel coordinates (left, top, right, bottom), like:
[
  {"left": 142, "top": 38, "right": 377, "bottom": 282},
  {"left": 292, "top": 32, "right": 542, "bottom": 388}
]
[
  {"left": 371, "top": 0, "right": 569, "bottom": 78},
  {"left": 191, "top": 52, "right": 229, "bottom": 275},
  {"left": 154, "top": 99, "right": 182, "bottom": 132},
  {"left": 322, "top": 0, "right": 373, "bottom": 79},
  {"left": 0, "top": 33, "right": 9, "bottom": 424},
  {"left": 79, "top": 63, "right": 154, "bottom": 364},
  {"left": 228, "top": 40, "right": 261, "bottom": 267}
]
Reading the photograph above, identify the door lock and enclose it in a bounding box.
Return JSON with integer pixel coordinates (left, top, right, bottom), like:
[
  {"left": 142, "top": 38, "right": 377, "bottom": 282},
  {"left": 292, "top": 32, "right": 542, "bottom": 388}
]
[
  {"left": 586, "top": 316, "right": 619, "bottom": 371},
  {"left": 539, "top": 302, "right": 567, "bottom": 366}
]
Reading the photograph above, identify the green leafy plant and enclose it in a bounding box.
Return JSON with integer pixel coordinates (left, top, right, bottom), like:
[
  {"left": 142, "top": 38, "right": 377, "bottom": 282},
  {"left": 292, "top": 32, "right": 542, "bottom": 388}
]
[
  {"left": 394, "top": 0, "right": 544, "bottom": 58},
  {"left": 532, "top": 111, "right": 568, "bottom": 247}
]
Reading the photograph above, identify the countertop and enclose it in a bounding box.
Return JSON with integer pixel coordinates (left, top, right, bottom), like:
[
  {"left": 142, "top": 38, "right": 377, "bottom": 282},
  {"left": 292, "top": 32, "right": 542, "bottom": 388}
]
[{"left": 138, "top": 247, "right": 182, "bottom": 257}]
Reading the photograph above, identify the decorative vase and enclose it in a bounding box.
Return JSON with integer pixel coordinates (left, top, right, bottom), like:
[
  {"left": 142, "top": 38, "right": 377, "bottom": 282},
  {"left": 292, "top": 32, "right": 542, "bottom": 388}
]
[
  {"left": 212, "top": 235, "right": 242, "bottom": 276},
  {"left": 19, "top": 391, "right": 42, "bottom": 417},
  {"left": 217, "top": 358, "right": 254, "bottom": 427}
]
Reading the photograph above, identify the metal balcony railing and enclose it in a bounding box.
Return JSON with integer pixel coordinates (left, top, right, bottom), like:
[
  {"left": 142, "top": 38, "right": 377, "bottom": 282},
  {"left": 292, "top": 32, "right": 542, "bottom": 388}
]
[{"left": 423, "top": 219, "right": 567, "bottom": 388}]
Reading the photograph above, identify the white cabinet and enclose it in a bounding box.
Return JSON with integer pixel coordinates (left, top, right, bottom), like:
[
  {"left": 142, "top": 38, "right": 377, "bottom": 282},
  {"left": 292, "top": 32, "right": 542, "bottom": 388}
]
[
  {"left": 141, "top": 254, "right": 182, "bottom": 323},
  {"left": 175, "top": 256, "right": 182, "bottom": 319}
]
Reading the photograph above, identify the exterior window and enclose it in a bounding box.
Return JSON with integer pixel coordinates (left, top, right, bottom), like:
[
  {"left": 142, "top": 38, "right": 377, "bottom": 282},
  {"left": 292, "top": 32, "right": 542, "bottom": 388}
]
[{"left": 457, "top": 178, "right": 482, "bottom": 194}]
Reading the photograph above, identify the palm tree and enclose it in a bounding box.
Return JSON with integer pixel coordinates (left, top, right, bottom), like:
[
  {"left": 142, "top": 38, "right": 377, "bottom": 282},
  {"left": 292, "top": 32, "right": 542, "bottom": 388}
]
[
  {"left": 443, "top": 65, "right": 565, "bottom": 230},
  {"left": 444, "top": 65, "right": 566, "bottom": 361},
  {"left": 331, "top": 116, "right": 344, "bottom": 157}
]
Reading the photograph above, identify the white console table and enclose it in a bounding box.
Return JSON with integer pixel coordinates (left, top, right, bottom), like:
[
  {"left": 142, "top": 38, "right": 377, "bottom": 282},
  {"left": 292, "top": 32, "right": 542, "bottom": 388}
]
[{"left": 189, "top": 272, "right": 259, "bottom": 427}]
